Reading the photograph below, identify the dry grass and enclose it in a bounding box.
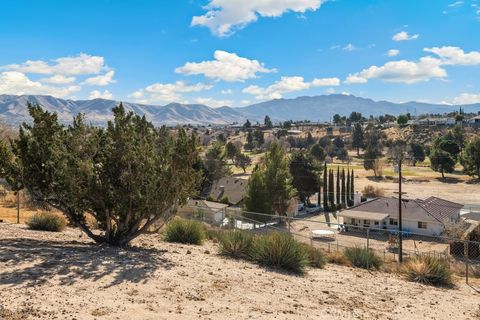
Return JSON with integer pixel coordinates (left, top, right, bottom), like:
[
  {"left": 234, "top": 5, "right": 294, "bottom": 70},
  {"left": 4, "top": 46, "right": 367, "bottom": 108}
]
[{"left": 325, "top": 250, "right": 350, "bottom": 266}]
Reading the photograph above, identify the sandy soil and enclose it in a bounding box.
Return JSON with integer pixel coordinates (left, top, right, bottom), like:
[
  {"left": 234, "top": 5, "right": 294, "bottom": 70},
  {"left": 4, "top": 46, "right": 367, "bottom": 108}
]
[{"left": 1, "top": 223, "right": 479, "bottom": 320}]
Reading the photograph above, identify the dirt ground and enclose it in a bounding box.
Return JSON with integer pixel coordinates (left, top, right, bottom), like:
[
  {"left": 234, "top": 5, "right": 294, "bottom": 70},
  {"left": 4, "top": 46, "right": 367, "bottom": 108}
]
[{"left": 1, "top": 223, "right": 479, "bottom": 320}]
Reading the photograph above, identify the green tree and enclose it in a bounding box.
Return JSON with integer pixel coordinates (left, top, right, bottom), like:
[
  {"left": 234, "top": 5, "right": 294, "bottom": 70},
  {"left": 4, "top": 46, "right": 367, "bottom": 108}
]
[
  {"left": 244, "top": 131, "right": 254, "bottom": 151},
  {"left": 244, "top": 142, "right": 296, "bottom": 218},
  {"left": 350, "top": 170, "right": 354, "bottom": 200},
  {"left": 289, "top": 151, "right": 320, "bottom": 205},
  {"left": 451, "top": 125, "right": 466, "bottom": 150},
  {"left": 306, "top": 132, "right": 315, "bottom": 147},
  {"left": 461, "top": 138, "right": 480, "bottom": 179},
  {"left": 333, "top": 114, "right": 342, "bottom": 125},
  {"left": 253, "top": 130, "right": 265, "bottom": 148},
  {"left": 336, "top": 167, "right": 340, "bottom": 206},
  {"left": 328, "top": 169, "right": 334, "bottom": 206},
  {"left": 430, "top": 148, "right": 455, "bottom": 179},
  {"left": 205, "top": 143, "right": 230, "bottom": 181},
  {"left": 264, "top": 115, "right": 273, "bottom": 129},
  {"left": 397, "top": 114, "right": 408, "bottom": 125},
  {"left": 346, "top": 169, "right": 351, "bottom": 203},
  {"left": 225, "top": 141, "right": 239, "bottom": 161},
  {"left": 351, "top": 123, "right": 364, "bottom": 156},
  {"left": 349, "top": 112, "right": 363, "bottom": 123},
  {"left": 310, "top": 143, "right": 326, "bottom": 162},
  {"left": 341, "top": 168, "right": 346, "bottom": 206},
  {"left": 243, "top": 167, "right": 271, "bottom": 221},
  {"left": 243, "top": 119, "right": 251, "bottom": 129},
  {"left": 433, "top": 137, "right": 461, "bottom": 161},
  {"left": 323, "top": 163, "right": 328, "bottom": 209},
  {"left": 408, "top": 142, "right": 425, "bottom": 166},
  {"left": 0, "top": 103, "right": 200, "bottom": 246},
  {"left": 234, "top": 153, "right": 252, "bottom": 173}
]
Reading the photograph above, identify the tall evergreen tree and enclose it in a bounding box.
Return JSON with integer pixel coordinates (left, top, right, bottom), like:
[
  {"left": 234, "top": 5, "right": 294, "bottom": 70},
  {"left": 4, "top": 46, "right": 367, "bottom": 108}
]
[
  {"left": 341, "top": 168, "right": 346, "bottom": 206},
  {"left": 289, "top": 151, "right": 321, "bottom": 205},
  {"left": 346, "top": 169, "right": 351, "bottom": 204},
  {"left": 350, "top": 169, "right": 355, "bottom": 201},
  {"left": 461, "top": 138, "right": 480, "bottom": 179},
  {"left": 329, "top": 169, "right": 334, "bottom": 206},
  {"left": 352, "top": 123, "right": 364, "bottom": 156},
  {"left": 336, "top": 167, "right": 340, "bottom": 206},
  {"left": 323, "top": 163, "right": 328, "bottom": 209}
]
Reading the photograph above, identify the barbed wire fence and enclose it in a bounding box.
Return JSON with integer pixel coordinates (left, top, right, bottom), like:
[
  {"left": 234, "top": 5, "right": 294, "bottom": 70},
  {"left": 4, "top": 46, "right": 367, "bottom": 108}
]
[{"left": 180, "top": 204, "right": 480, "bottom": 290}]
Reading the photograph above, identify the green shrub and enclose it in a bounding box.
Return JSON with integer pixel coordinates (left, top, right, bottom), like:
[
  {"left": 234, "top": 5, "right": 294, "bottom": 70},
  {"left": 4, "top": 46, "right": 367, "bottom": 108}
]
[
  {"left": 303, "top": 245, "right": 327, "bottom": 268},
  {"left": 251, "top": 232, "right": 309, "bottom": 274},
  {"left": 218, "top": 230, "right": 254, "bottom": 259},
  {"left": 219, "top": 196, "right": 229, "bottom": 204},
  {"left": 27, "top": 211, "right": 66, "bottom": 232},
  {"left": 402, "top": 255, "right": 453, "bottom": 287},
  {"left": 344, "top": 247, "right": 382, "bottom": 270},
  {"left": 164, "top": 218, "right": 206, "bottom": 245}
]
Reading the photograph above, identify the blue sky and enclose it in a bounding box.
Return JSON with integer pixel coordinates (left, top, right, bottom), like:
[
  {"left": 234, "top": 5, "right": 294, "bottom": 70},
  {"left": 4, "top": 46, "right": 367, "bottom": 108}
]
[{"left": 0, "top": 0, "right": 479, "bottom": 108}]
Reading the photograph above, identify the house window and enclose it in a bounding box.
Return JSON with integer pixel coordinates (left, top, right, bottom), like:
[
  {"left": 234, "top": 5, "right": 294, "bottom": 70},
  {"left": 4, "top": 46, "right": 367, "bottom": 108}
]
[
  {"left": 389, "top": 218, "right": 398, "bottom": 226},
  {"left": 374, "top": 221, "right": 379, "bottom": 226},
  {"left": 418, "top": 221, "right": 427, "bottom": 229}
]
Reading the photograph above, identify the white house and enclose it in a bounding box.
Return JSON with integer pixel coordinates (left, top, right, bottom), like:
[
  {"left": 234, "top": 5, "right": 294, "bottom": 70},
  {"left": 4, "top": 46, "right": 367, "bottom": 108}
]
[{"left": 338, "top": 196, "right": 463, "bottom": 236}]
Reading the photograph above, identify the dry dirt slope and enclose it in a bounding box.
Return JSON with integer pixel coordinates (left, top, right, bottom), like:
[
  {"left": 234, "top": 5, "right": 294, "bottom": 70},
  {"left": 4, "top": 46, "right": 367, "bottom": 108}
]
[{"left": 0, "top": 224, "right": 479, "bottom": 320}]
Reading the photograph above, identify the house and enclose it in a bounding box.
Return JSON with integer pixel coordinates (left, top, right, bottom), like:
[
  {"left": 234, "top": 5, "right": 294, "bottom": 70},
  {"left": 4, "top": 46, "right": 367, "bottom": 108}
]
[
  {"left": 338, "top": 196, "right": 463, "bottom": 236},
  {"left": 208, "top": 177, "right": 248, "bottom": 206},
  {"left": 467, "top": 115, "right": 480, "bottom": 127},
  {"left": 177, "top": 199, "right": 228, "bottom": 224}
]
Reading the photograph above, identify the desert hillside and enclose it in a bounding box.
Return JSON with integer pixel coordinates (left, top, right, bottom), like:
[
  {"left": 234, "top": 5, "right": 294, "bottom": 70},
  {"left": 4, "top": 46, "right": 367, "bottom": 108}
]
[{"left": 0, "top": 224, "right": 478, "bottom": 320}]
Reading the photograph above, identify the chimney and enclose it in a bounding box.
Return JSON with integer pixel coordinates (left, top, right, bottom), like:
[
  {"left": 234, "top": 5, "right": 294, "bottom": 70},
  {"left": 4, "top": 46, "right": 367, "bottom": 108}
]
[{"left": 354, "top": 192, "right": 362, "bottom": 206}]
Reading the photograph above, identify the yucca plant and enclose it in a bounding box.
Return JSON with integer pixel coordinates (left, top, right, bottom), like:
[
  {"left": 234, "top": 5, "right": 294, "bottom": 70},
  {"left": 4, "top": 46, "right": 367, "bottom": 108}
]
[
  {"left": 402, "top": 255, "right": 453, "bottom": 287},
  {"left": 27, "top": 211, "right": 67, "bottom": 232},
  {"left": 344, "top": 247, "right": 382, "bottom": 270},
  {"left": 303, "top": 245, "right": 327, "bottom": 268},
  {"left": 251, "top": 232, "right": 309, "bottom": 274},
  {"left": 217, "top": 230, "right": 254, "bottom": 259},
  {"left": 164, "top": 218, "right": 205, "bottom": 245}
]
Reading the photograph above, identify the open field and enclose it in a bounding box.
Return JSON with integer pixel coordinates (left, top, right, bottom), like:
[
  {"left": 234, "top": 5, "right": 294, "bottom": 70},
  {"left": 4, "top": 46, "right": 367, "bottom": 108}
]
[{"left": 1, "top": 223, "right": 479, "bottom": 320}]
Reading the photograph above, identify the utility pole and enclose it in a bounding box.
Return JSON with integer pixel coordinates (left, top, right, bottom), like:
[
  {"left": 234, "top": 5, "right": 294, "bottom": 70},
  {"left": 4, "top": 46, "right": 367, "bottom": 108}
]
[{"left": 393, "top": 160, "right": 407, "bottom": 263}]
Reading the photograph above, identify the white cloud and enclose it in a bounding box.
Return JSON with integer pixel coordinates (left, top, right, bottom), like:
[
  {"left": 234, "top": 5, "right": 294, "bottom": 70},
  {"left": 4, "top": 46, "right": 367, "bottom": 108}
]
[
  {"left": 392, "top": 31, "right": 419, "bottom": 41},
  {"left": 448, "top": 1, "right": 464, "bottom": 8},
  {"left": 342, "top": 43, "right": 357, "bottom": 51},
  {"left": 39, "top": 74, "right": 76, "bottom": 84},
  {"left": 221, "top": 89, "right": 233, "bottom": 94},
  {"left": 344, "top": 57, "right": 446, "bottom": 84},
  {"left": 193, "top": 97, "right": 233, "bottom": 108},
  {"left": 83, "top": 70, "right": 116, "bottom": 86},
  {"left": 3, "top": 53, "right": 107, "bottom": 75},
  {"left": 0, "top": 71, "right": 80, "bottom": 97},
  {"left": 243, "top": 76, "right": 340, "bottom": 100},
  {"left": 175, "top": 50, "right": 275, "bottom": 82},
  {"left": 191, "top": 0, "right": 326, "bottom": 37},
  {"left": 88, "top": 90, "right": 114, "bottom": 100},
  {"left": 452, "top": 93, "right": 480, "bottom": 104},
  {"left": 129, "top": 81, "right": 212, "bottom": 104},
  {"left": 387, "top": 49, "right": 400, "bottom": 57},
  {"left": 424, "top": 46, "right": 480, "bottom": 65}
]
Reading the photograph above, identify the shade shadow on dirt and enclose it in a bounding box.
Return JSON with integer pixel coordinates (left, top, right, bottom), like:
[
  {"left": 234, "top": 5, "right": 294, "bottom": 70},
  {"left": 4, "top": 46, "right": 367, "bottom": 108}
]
[{"left": 0, "top": 237, "right": 174, "bottom": 287}]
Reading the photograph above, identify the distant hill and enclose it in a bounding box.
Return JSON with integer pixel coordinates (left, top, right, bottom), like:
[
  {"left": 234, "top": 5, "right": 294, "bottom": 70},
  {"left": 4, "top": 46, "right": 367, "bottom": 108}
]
[
  {"left": 0, "top": 94, "right": 478, "bottom": 125},
  {"left": 238, "top": 94, "right": 480, "bottom": 122}
]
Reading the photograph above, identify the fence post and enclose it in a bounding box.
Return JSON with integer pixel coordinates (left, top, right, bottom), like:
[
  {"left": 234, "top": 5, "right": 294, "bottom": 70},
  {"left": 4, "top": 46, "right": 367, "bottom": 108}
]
[{"left": 466, "top": 259, "right": 469, "bottom": 285}]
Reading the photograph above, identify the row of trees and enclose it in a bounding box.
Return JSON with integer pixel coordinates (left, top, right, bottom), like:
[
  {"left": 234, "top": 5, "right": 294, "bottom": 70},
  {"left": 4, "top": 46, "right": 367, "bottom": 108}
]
[{"left": 322, "top": 165, "right": 355, "bottom": 211}]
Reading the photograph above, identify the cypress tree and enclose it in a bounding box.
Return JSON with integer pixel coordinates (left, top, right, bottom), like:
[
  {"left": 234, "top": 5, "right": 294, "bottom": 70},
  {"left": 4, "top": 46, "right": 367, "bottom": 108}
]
[
  {"left": 346, "top": 168, "right": 350, "bottom": 205},
  {"left": 329, "top": 169, "right": 335, "bottom": 206},
  {"left": 323, "top": 163, "right": 328, "bottom": 209},
  {"left": 341, "top": 168, "right": 346, "bottom": 206},
  {"left": 336, "top": 167, "right": 340, "bottom": 206},
  {"left": 350, "top": 169, "right": 355, "bottom": 201}
]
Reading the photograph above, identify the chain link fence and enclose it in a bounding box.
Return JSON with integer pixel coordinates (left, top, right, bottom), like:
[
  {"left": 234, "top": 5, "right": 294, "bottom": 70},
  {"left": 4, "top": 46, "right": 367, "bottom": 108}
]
[{"left": 181, "top": 204, "right": 480, "bottom": 290}]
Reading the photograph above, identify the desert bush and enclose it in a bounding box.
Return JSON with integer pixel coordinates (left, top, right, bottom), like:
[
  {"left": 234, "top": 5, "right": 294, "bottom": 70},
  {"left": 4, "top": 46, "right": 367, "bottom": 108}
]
[
  {"left": 27, "top": 211, "right": 66, "bottom": 232},
  {"left": 402, "top": 255, "right": 452, "bottom": 287},
  {"left": 303, "top": 245, "right": 327, "bottom": 268},
  {"left": 326, "top": 251, "right": 349, "bottom": 266},
  {"left": 164, "top": 218, "right": 206, "bottom": 245},
  {"left": 251, "top": 232, "right": 309, "bottom": 273},
  {"left": 217, "top": 230, "right": 254, "bottom": 259},
  {"left": 344, "top": 247, "right": 382, "bottom": 270},
  {"left": 362, "top": 185, "right": 384, "bottom": 198}
]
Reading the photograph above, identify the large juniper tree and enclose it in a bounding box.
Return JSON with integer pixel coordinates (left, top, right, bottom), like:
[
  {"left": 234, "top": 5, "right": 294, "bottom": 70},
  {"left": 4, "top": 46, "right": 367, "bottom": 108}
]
[
  {"left": 0, "top": 103, "right": 200, "bottom": 246},
  {"left": 289, "top": 151, "right": 320, "bottom": 205}
]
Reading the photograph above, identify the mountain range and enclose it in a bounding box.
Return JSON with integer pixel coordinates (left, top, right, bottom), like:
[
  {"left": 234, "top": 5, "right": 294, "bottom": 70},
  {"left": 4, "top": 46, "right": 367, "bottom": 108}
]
[{"left": 0, "top": 94, "right": 478, "bottom": 126}]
